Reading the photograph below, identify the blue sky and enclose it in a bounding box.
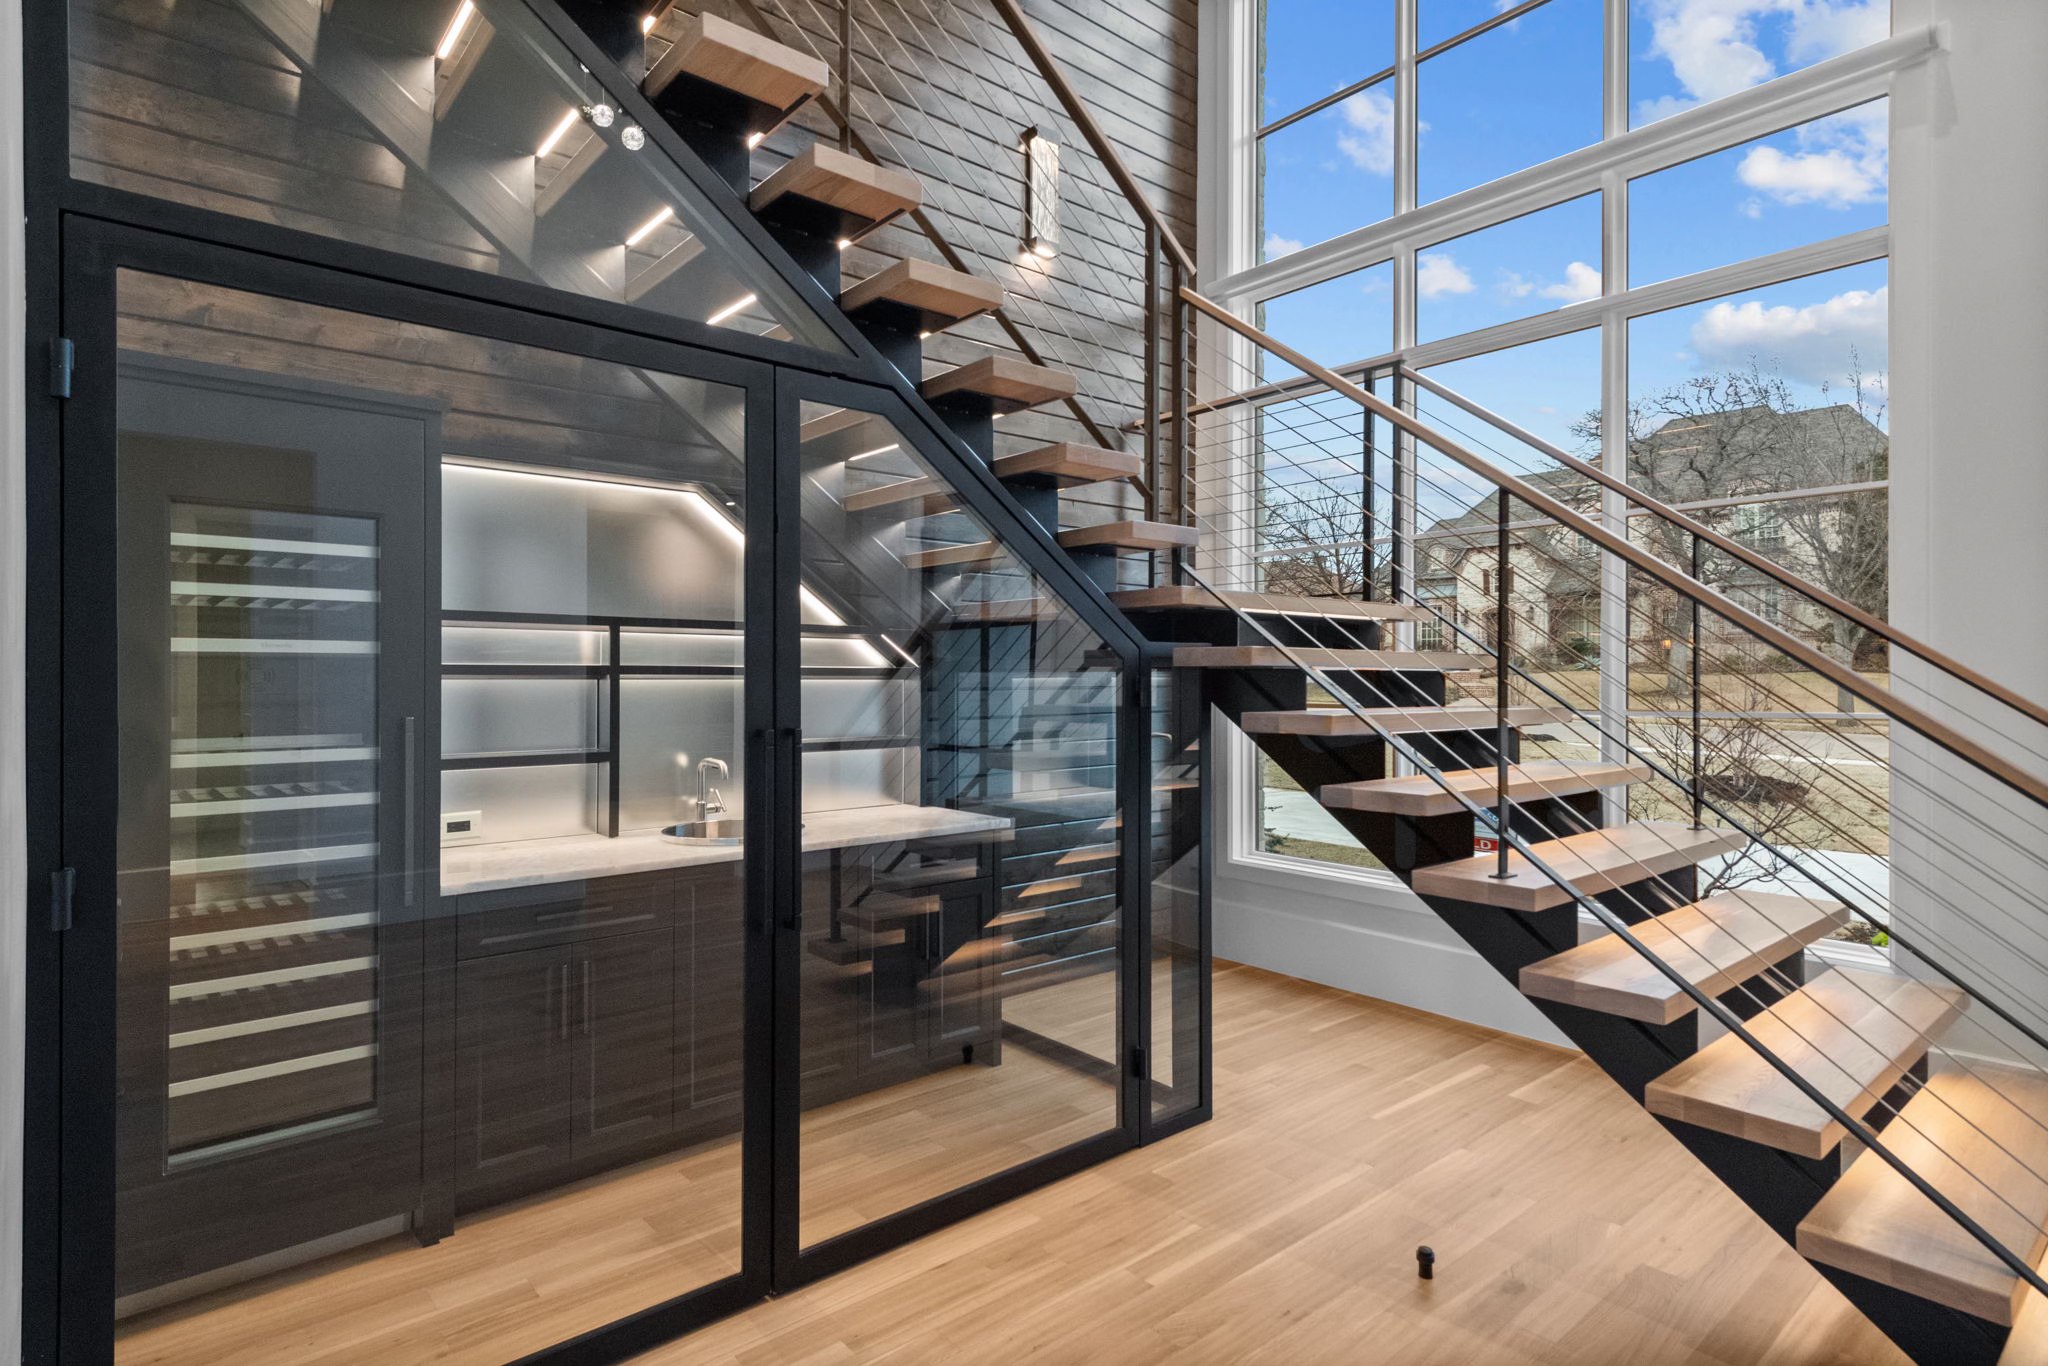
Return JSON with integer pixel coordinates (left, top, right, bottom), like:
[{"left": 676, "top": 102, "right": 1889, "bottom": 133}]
[{"left": 1254, "top": 0, "right": 1890, "bottom": 465}]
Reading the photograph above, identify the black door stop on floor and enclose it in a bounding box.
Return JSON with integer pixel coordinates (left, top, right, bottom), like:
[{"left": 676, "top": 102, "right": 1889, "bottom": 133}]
[{"left": 1416, "top": 1246, "right": 1435, "bottom": 1280}]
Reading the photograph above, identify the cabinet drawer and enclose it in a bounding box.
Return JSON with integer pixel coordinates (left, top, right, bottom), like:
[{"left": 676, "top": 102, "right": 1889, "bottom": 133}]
[{"left": 454, "top": 870, "right": 674, "bottom": 959}]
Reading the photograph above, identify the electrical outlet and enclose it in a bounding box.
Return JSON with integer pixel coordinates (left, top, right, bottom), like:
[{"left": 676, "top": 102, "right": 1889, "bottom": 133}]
[{"left": 441, "top": 810, "right": 484, "bottom": 845}]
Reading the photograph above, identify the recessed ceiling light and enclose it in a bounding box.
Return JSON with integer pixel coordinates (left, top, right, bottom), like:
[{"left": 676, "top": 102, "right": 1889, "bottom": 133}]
[
  {"left": 536, "top": 108, "right": 580, "bottom": 159},
  {"left": 435, "top": 0, "right": 475, "bottom": 61},
  {"left": 625, "top": 205, "right": 674, "bottom": 247},
  {"left": 706, "top": 293, "right": 759, "bottom": 326}
]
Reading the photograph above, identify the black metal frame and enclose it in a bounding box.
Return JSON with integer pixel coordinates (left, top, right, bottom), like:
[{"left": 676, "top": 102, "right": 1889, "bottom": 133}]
[{"left": 17, "top": 0, "right": 1202, "bottom": 1355}]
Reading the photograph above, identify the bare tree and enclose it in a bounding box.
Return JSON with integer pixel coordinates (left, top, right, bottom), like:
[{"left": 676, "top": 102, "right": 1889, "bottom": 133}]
[
  {"left": 1572, "top": 360, "right": 1888, "bottom": 704},
  {"left": 1259, "top": 482, "right": 1377, "bottom": 598}
]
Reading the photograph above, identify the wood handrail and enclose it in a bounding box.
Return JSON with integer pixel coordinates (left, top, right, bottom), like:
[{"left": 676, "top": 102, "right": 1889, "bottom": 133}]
[
  {"left": 1396, "top": 363, "right": 2048, "bottom": 733},
  {"left": 986, "top": 0, "right": 1197, "bottom": 279},
  {"left": 1180, "top": 284, "right": 2048, "bottom": 810}
]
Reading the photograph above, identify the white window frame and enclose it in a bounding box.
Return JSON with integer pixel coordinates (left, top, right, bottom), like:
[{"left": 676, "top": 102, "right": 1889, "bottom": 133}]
[{"left": 1198, "top": 0, "right": 1934, "bottom": 890}]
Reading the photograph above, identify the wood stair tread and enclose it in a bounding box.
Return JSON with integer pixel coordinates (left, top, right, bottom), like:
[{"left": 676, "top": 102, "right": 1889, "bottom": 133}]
[
  {"left": 1057, "top": 520, "right": 1200, "bottom": 553},
  {"left": 1321, "top": 759, "right": 1650, "bottom": 817},
  {"left": 991, "top": 443, "right": 1142, "bottom": 487},
  {"left": 1518, "top": 890, "right": 1850, "bottom": 1024},
  {"left": 750, "top": 144, "right": 921, "bottom": 232},
  {"left": 1238, "top": 705, "right": 1575, "bottom": 740},
  {"left": 840, "top": 258, "right": 1003, "bottom": 330},
  {"left": 921, "top": 356, "right": 1078, "bottom": 413},
  {"left": 843, "top": 475, "right": 956, "bottom": 514},
  {"left": 1410, "top": 820, "right": 1746, "bottom": 913},
  {"left": 1107, "top": 585, "right": 1425, "bottom": 621},
  {"left": 1798, "top": 1065, "right": 2048, "bottom": 1324},
  {"left": 645, "top": 12, "right": 828, "bottom": 112},
  {"left": 903, "top": 540, "right": 1001, "bottom": 570},
  {"left": 2005, "top": 1277, "right": 2048, "bottom": 1362},
  {"left": 1645, "top": 965, "right": 1969, "bottom": 1159},
  {"left": 1174, "top": 644, "right": 1491, "bottom": 674}
]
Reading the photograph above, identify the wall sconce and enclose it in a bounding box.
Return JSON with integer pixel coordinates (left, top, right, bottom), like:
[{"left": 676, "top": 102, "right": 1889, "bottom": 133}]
[{"left": 1021, "top": 126, "right": 1060, "bottom": 260}]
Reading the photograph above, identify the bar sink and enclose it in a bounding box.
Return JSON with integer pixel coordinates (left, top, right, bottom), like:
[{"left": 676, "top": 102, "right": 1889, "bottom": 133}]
[{"left": 660, "top": 817, "right": 746, "bottom": 845}]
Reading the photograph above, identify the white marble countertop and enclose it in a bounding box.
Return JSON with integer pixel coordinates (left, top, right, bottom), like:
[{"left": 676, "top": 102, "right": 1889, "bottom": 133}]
[{"left": 440, "top": 802, "right": 1013, "bottom": 897}]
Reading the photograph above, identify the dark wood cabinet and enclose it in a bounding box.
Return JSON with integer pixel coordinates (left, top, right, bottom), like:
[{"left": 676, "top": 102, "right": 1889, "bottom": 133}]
[
  {"left": 448, "top": 863, "right": 741, "bottom": 1210},
  {"left": 455, "top": 945, "right": 575, "bottom": 1206},
  {"left": 574, "top": 928, "right": 677, "bottom": 1162}
]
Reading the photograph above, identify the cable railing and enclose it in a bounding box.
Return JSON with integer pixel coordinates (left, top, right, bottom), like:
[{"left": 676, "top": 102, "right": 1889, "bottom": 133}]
[{"left": 1154, "top": 282, "right": 2048, "bottom": 1298}]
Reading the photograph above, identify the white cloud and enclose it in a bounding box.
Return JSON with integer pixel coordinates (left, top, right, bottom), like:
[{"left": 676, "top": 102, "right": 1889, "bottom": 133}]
[
  {"left": 1689, "top": 284, "right": 1887, "bottom": 386},
  {"left": 1416, "top": 253, "right": 1474, "bottom": 299},
  {"left": 1499, "top": 261, "right": 1602, "bottom": 304},
  {"left": 1540, "top": 261, "right": 1603, "bottom": 303},
  {"left": 1264, "top": 232, "right": 1305, "bottom": 260},
  {"left": 1634, "top": 0, "right": 1888, "bottom": 122},
  {"left": 1335, "top": 89, "right": 1396, "bottom": 177},
  {"left": 1736, "top": 145, "right": 1882, "bottom": 207},
  {"left": 1735, "top": 100, "right": 1887, "bottom": 211}
]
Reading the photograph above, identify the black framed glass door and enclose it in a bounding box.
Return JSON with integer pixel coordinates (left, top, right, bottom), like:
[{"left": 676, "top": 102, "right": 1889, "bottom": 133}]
[
  {"left": 768, "top": 374, "right": 1136, "bottom": 1287},
  {"left": 48, "top": 217, "right": 1156, "bottom": 1366},
  {"left": 57, "top": 221, "right": 780, "bottom": 1366}
]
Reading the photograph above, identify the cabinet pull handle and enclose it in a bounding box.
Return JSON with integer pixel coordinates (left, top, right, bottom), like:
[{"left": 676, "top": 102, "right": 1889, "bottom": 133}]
[
  {"left": 582, "top": 960, "right": 592, "bottom": 1037},
  {"left": 560, "top": 963, "right": 571, "bottom": 1041},
  {"left": 402, "top": 716, "right": 417, "bottom": 908}
]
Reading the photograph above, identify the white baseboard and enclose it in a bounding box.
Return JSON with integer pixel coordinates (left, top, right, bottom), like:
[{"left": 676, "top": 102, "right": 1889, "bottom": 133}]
[{"left": 1214, "top": 867, "right": 1572, "bottom": 1046}]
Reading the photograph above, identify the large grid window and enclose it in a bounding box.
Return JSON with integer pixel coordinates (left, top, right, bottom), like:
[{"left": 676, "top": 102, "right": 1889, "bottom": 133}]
[{"left": 1225, "top": 0, "right": 1896, "bottom": 890}]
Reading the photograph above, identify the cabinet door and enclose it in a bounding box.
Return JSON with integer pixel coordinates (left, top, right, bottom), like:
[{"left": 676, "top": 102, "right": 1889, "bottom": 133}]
[
  {"left": 573, "top": 928, "right": 677, "bottom": 1164},
  {"left": 676, "top": 866, "right": 746, "bottom": 1138},
  {"left": 456, "top": 946, "right": 574, "bottom": 1206}
]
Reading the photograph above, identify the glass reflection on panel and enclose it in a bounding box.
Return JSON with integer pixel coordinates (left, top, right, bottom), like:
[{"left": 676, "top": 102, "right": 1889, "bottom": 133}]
[
  {"left": 67, "top": 0, "right": 845, "bottom": 350},
  {"left": 112, "top": 272, "right": 749, "bottom": 1364},
  {"left": 794, "top": 402, "right": 1123, "bottom": 1249}
]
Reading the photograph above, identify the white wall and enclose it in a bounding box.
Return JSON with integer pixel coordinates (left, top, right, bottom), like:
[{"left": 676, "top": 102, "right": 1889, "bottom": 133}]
[
  {"left": 1210, "top": 720, "right": 1570, "bottom": 1044},
  {"left": 1886, "top": 0, "right": 2048, "bottom": 1051}
]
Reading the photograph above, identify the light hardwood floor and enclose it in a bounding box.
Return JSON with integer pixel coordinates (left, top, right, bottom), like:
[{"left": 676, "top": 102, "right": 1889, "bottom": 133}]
[
  {"left": 633, "top": 962, "right": 1908, "bottom": 1366},
  {"left": 117, "top": 962, "right": 1905, "bottom": 1365}
]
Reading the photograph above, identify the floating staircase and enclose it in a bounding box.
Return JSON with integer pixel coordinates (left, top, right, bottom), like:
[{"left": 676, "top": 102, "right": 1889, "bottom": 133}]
[{"left": 558, "top": 9, "right": 2048, "bottom": 1362}]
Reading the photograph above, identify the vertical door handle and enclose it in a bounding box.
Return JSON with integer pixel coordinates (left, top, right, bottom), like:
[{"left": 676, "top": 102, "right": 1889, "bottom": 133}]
[
  {"left": 402, "top": 716, "right": 418, "bottom": 908},
  {"left": 781, "top": 726, "right": 804, "bottom": 931},
  {"left": 559, "top": 963, "right": 571, "bottom": 1042},
  {"left": 582, "top": 960, "right": 592, "bottom": 1037}
]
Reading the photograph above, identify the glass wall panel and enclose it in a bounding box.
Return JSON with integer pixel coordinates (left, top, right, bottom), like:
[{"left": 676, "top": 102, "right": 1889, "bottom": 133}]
[
  {"left": 1259, "top": 84, "right": 1399, "bottom": 261},
  {"left": 1630, "top": 0, "right": 1890, "bottom": 128},
  {"left": 110, "top": 272, "right": 753, "bottom": 1364},
  {"left": 1630, "top": 101, "right": 1888, "bottom": 287},
  {"left": 795, "top": 402, "right": 1123, "bottom": 1249},
  {"left": 68, "top": 0, "right": 845, "bottom": 351},
  {"left": 1417, "top": 194, "right": 1602, "bottom": 343},
  {"left": 1149, "top": 669, "right": 1202, "bottom": 1125},
  {"left": 1418, "top": 0, "right": 1602, "bottom": 204},
  {"left": 1626, "top": 262, "right": 1890, "bottom": 938}
]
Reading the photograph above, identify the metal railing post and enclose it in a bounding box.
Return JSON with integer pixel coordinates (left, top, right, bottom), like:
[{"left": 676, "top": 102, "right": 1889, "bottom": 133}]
[
  {"left": 837, "top": 0, "right": 853, "bottom": 153},
  {"left": 1691, "top": 532, "right": 1704, "bottom": 829},
  {"left": 1169, "top": 260, "right": 1190, "bottom": 580},
  {"left": 1362, "top": 374, "right": 1378, "bottom": 603},
  {"left": 1493, "top": 489, "right": 1512, "bottom": 879},
  {"left": 1143, "top": 224, "right": 1161, "bottom": 529}
]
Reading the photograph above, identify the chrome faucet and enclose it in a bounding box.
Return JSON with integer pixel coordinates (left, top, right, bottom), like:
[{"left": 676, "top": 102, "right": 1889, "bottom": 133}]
[{"left": 697, "top": 757, "right": 730, "bottom": 819}]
